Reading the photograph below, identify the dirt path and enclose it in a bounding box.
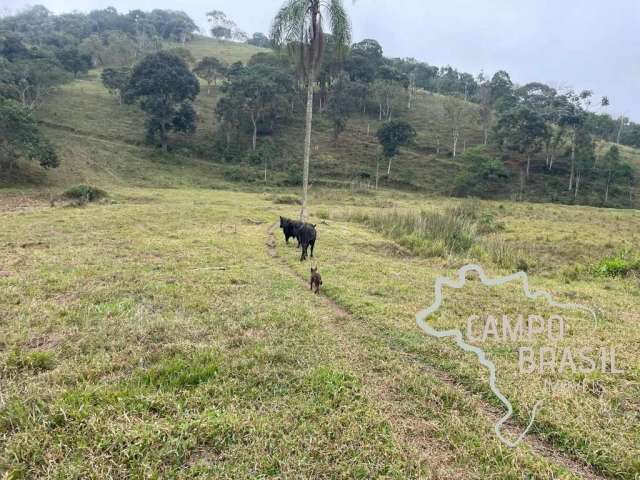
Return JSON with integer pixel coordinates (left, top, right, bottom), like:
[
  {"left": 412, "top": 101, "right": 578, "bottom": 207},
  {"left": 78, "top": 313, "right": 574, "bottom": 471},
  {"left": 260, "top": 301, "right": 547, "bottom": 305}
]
[{"left": 266, "top": 222, "right": 607, "bottom": 480}]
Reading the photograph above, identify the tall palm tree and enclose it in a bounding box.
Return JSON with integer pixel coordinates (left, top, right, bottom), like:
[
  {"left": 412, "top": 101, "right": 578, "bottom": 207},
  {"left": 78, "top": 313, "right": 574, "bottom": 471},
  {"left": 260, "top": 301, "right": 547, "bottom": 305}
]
[{"left": 271, "top": 0, "right": 351, "bottom": 221}]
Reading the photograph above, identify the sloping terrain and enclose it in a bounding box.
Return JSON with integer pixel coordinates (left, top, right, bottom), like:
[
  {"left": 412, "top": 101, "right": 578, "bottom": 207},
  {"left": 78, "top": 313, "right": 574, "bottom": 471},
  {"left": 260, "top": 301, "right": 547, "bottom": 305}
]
[{"left": 2, "top": 35, "right": 636, "bottom": 210}]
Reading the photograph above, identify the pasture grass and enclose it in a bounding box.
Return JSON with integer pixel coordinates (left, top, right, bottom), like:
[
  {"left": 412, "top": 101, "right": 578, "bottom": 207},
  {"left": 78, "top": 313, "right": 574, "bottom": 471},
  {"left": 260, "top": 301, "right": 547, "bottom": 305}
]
[{"left": 1, "top": 187, "right": 638, "bottom": 478}]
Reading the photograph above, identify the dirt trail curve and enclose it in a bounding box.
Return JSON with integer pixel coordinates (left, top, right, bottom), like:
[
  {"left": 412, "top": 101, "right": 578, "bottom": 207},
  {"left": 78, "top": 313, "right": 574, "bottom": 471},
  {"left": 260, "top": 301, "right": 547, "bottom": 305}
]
[{"left": 266, "top": 222, "right": 607, "bottom": 480}]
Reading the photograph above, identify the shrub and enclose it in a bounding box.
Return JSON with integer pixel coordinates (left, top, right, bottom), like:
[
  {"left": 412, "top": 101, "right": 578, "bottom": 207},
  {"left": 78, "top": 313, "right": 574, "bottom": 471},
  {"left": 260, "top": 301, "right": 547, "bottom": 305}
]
[
  {"left": 453, "top": 146, "right": 509, "bottom": 197},
  {"left": 246, "top": 139, "right": 278, "bottom": 167},
  {"left": 271, "top": 194, "right": 301, "bottom": 205},
  {"left": 595, "top": 255, "right": 639, "bottom": 277},
  {"left": 283, "top": 165, "right": 302, "bottom": 186},
  {"left": 62, "top": 185, "right": 107, "bottom": 203},
  {"left": 223, "top": 165, "right": 257, "bottom": 183}
]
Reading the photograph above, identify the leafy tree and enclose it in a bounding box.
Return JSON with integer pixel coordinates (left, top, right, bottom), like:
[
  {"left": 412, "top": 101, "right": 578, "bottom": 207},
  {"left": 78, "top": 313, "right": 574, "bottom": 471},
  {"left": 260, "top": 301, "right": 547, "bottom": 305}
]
[
  {"left": 217, "top": 64, "right": 294, "bottom": 150},
  {"left": 492, "top": 104, "right": 548, "bottom": 199},
  {"left": 126, "top": 51, "right": 199, "bottom": 151},
  {"left": 101, "top": 67, "right": 131, "bottom": 104},
  {"left": 573, "top": 129, "right": 595, "bottom": 199},
  {"left": 0, "top": 98, "right": 58, "bottom": 172},
  {"left": 453, "top": 146, "right": 509, "bottom": 196},
  {"left": 443, "top": 96, "right": 465, "bottom": 158},
  {"left": 145, "top": 9, "right": 197, "bottom": 43},
  {"left": 248, "top": 52, "right": 292, "bottom": 70},
  {"left": 326, "top": 72, "right": 358, "bottom": 141},
  {"left": 211, "top": 26, "right": 232, "bottom": 39},
  {"left": 376, "top": 119, "right": 416, "bottom": 176},
  {"left": 618, "top": 120, "right": 640, "bottom": 148},
  {"left": 55, "top": 47, "right": 92, "bottom": 77},
  {"left": 557, "top": 90, "right": 590, "bottom": 191},
  {"left": 247, "top": 33, "right": 271, "bottom": 48},
  {"left": 0, "top": 57, "right": 70, "bottom": 110},
  {"left": 52, "top": 12, "right": 93, "bottom": 40},
  {"left": 489, "top": 70, "right": 516, "bottom": 112},
  {"left": 271, "top": 0, "right": 352, "bottom": 221},
  {"left": 88, "top": 7, "right": 134, "bottom": 36},
  {"left": 206, "top": 10, "right": 246, "bottom": 42},
  {"left": 412, "top": 63, "right": 439, "bottom": 91},
  {"left": 435, "top": 66, "right": 477, "bottom": 98},
  {"left": 167, "top": 47, "right": 195, "bottom": 67},
  {"left": 193, "top": 56, "right": 227, "bottom": 94},
  {"left": 477, "top": 79, "right": 492, "bottom": 144},
  {"left": 601, "top": 145, "right": 621, "bottom": 203},
  {"left": 344, "top": 38, "right": 383, "bottom": 84},
  {"left": 371, "top": 76, "right": 404, "bottom": 121},
  {"left": 0, "top": 32, "right": 32, "bottom": 61},
  {"left": 0, "top": 6, "right": 54, "bottom": 43}
]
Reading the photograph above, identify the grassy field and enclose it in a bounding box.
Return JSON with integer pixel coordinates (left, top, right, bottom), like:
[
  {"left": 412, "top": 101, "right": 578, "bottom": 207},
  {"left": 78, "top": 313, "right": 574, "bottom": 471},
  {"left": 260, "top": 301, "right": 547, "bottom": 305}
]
[
  {"left": 1, "top": 187, "right": 639, "bottom": 478},
  {"left": 1, "top": 35, "right": 639, "bottom": 479}
]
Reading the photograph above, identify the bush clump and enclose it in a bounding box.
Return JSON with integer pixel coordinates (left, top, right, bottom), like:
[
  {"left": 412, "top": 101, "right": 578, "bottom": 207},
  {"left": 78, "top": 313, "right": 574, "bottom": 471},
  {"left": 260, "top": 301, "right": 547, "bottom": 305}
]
[
  {"left": 595, "top": 255, "right": 640, "bottom": 277},
  {"left": 62, "top": 185, "right": 107, "bottom": 203},
  {"left": 271, "top": 194, "right": 301, "bottom": 205}
]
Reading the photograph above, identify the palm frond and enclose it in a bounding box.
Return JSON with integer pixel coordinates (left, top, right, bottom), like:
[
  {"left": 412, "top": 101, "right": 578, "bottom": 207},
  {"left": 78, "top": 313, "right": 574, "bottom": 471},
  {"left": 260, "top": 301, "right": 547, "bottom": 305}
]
[
  {"left": 271, "top": 0, "right": 309, "bottom": 48},
  {"left": 271, "top": 0, "right": 351, "bottom": 79},
  {"left": 326, "top": 0, "right": 351, "bottom": 58}
]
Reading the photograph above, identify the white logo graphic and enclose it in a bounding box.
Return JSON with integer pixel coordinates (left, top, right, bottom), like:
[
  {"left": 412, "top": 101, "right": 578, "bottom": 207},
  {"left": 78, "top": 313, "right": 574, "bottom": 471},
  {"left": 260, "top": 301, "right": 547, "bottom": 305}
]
[{"left": 415, "top": 264, "right": 597, "bottom": 447}]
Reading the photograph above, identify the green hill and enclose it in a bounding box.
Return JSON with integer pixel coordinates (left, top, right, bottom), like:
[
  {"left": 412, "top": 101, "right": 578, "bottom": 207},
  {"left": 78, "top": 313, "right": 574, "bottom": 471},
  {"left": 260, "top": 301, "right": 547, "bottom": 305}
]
[{"left": 2, "top": 35, "right": 636, "bottom": 211}]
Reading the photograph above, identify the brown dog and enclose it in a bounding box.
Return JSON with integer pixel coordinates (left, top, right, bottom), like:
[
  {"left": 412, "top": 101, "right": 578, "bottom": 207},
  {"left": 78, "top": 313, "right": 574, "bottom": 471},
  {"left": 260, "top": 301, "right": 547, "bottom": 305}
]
[{"left": 310, "top": 266, "right": 322, "bottom": 294}]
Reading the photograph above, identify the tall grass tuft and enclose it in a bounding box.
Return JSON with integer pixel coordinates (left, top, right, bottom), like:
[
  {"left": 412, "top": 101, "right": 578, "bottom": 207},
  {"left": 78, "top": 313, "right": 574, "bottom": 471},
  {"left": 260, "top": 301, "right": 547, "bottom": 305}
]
[
  {"left": 347, "top": 202, "right": 486, "bottom": 257},
  {"left": 347, "top": 201, "right": 533, "bottom": 270}
]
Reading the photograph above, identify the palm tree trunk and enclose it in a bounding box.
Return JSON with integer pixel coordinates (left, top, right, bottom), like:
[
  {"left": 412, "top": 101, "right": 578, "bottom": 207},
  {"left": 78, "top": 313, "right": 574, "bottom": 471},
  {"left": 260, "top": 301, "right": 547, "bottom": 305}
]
[
  {"left": 160, "top": 121, "right": 168, "bottom": 152},
  {"left": 452, "top": 130, "right": 458, "bottom": 158},
  {"left": 568, "top": 141, "right": 575, "bottom": 191},
  {"left": 251, "top": 113, "right": 257, "bottom": 151},
  {"left": 519, "top": 167, "right": 524, "bottom": 201},
  {"left": 300, "top": 75, "right": 314, "bottom": 222}
]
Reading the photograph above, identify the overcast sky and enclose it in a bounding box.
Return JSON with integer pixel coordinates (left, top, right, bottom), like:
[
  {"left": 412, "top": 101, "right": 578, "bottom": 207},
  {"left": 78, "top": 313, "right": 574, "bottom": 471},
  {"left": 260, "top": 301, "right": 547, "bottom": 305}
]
[{"left": 4, "top": 0, "right": 639, "bottom": 120}]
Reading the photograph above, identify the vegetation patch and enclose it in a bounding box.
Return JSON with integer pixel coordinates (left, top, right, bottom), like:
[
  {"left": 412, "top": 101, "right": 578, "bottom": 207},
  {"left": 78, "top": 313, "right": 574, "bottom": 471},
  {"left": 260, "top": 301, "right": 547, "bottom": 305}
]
[
  {"left": 271, "top": 194, "right": 301, "bottom": 205},
  {"left": 62, "top": 185, "right": 107, "bottom": 203},
  {"left": 4, "top": 348, "right": 56, "bottom": 373},
  {"left": 594, "top": 253, "right": 640, "bottom": 277},
  {"left": 346, "top": 202, "right": 503, "bottom": 258}
]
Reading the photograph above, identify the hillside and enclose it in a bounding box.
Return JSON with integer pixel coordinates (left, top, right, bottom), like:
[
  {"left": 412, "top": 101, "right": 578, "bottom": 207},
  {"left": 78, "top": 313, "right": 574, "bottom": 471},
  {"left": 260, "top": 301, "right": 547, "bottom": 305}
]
[{"left": 2, "top": 35, "right": 637, "bottom": 210}]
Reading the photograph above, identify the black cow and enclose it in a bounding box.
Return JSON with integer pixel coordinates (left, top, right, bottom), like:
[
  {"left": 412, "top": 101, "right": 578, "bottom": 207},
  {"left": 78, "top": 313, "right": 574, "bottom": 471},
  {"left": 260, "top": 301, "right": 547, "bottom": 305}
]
[
  {"left": 279, "top": 216, "right": 303, "bottom": 246},
  {"left": 296, "top": 223, "right": 317, "bottom": 261}
]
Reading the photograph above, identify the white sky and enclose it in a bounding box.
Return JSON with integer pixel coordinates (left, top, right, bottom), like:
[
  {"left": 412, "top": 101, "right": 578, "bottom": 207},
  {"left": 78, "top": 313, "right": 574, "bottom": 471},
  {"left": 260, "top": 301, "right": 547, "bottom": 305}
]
[{"left": 3, "top": 0, "right": 639, "bottom": 120}]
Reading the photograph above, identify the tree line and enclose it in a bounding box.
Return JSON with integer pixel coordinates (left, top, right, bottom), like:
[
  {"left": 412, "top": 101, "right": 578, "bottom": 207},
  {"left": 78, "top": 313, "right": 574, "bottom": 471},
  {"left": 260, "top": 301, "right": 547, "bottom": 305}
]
[
  {"left": 0, "top": 5, "right": 199, "bottom": 173},
  {"left": 1, "top": 4, "right": 636, "bottom": 208}
]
